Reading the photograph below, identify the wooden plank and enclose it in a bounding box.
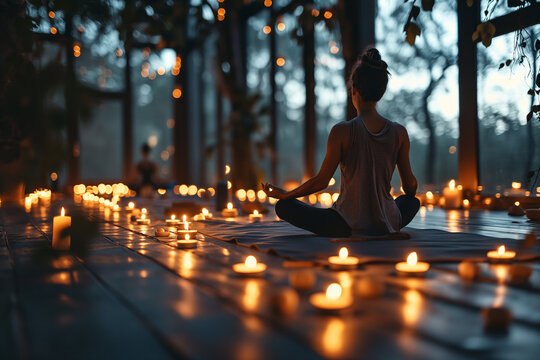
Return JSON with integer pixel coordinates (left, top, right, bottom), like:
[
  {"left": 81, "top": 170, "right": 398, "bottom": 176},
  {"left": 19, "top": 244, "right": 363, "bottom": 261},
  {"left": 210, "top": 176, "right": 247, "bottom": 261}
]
[
  {"left": 487, "top": 3, "right": 540, "bottom": 40},
  {"left": 457, "top": 0, "right": 480, "bottom": 193}
]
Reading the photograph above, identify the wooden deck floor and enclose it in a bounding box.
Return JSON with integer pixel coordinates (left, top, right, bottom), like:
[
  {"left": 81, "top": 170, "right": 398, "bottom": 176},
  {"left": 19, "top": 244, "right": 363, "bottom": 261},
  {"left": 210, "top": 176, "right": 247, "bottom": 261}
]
[{"left": 1, "top": 200, "right": 540, "bottom": 359}]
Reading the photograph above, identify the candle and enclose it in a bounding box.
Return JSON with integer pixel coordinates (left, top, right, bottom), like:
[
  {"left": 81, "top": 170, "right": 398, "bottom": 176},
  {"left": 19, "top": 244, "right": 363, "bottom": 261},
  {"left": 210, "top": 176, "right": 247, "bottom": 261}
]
[
  {"left": 249, "top": 210, "right": 263, "bottom": 221},
  {"left": 178, "top": 214, "right": 191, "bottom": 228},
  {"left": 52, "top": 207, "right": 71, "bottom": 250},
  {"left": 395, "top": 252, "right": 430, "bottom": 276},
  {"left": 328, "top": 247, "right": 359, "bottom": 270},
  {"left": 221, "top": 202, "right": 238, "bottom": 218},
  {"left": 309, "top": 283, "right": 353, "bottom": 311},
  {"left": 166, "top": 214, "right": 180, "bottom": 224},
  {"left": 141, "top": 208, "right": 148, "bottom": 215},
  {"left": 442, "top": 180, "right": 461, "bottom": 209},
  {"left": 136, "top": 214, "right": 151, "bottom": 225},
  {"left": 177, "top": 220, "right": 197, "bottom": 239},
  {"left": 507, "top": 201, "right": 525, "bottom": 217},
  {"left": 506, "top": 182, "right": 526, "bottom": 196},
  {"left": 112, "top": 204, "right": 120, "bottom": 211},
  {"left": 232, "top": 255, "right": 266, "bottom": 276},
  {"left": 125, "top": 201, "right": 135, "bottom": 211},
  {"left": 487, "top": 245, "right": 515, "bottom": 262},
  {"left": 155, "top": 228, "right": 171, "bottom": 238},
  {"left": 201, "top": 208, "right": 212, "bottom": 218},
  {"left": 176, "top": 234, "right": 198, "bottom": 249}
]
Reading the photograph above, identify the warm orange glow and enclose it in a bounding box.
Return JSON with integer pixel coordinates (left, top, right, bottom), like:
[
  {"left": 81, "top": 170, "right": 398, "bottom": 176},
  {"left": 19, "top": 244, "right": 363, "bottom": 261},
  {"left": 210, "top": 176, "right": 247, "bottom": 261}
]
[
  {"left": 227, "top": 202, "right": 233, "bottom": 210},
  {"left": 407, "top": 252, "right": 417, "bottom": 266},
  {"left": 277, "top": 22, "right": 285, "bottom": 31},
  {"left": 328, "top": 177, "right": 336, "bottom": 186},
  {"left": 128, "top": 202, "right": 135, "bottom": 209},
  {"left": 141, "top": 208, "right": 147, "bottom": 214},
  {"left": 225, "top": 164, "right": 231, "bottom": 174},
  {"left": 514, "top": 201, "right": 520, "bottom": 206},
  {"left": 157, "top": 67, "right": 165, "bottom": 75},
  {"left": 426, "top": 191, "right": 434, "bottom": 200},
  {"left": 312, "top": 9, "right": 320, "bottom": 17},
  {"left": 245, "top": 255, "right": 257, "bottom": 268},
  {"left": 236, "top": 189, "right": 246, "bottom": 201},
  {"left": 338, "top": 247, "right": 348, "bottom": 259},
  {"left": 171, "top": 215, "right": 176, "bottom": 220},
  {"left": 202, "top": 208, "right": 209, "bottom": 216},
  {"left": 330, "top": 45, "right": 339, "bottom": 54},
  {"left": 217, "top": 8, "right": 226, "bottom": 16},
  {"left": 172, "top": 88, "right": 182, "bottom": 98},
  {"left": 263, "top": 25, "right": 271, "bottom": 34},
  {"left": 157, "top": 188, "right": 166, "bottom": 195},
  {"left": 257, "top": 190, "right": 266, "bottom": 201},
  {"left": 449, "top": 179, "right": 455, "bottom": 190},
  {"left": 448, "top": 145, "right": 456, "bottom": 154},
  {"left": 141, "top": 214, "right": 146, "bottom": 220},
  {"left": 61, "top": 207, "right": 65, "bottom": 217},
  {"left": 276, "top": 57, "right": 285, "bottom": 66},
  {"left": 253, "top": 210, "right": 259, "bottom": 216},
  {"left": 324, "top": 11, "right": 333, "bottom": 19},
  {"left": 512, "top": 182, "right": 521, "bottom": 189},
  {"left": 246, "top": 189, "right": 256, "bottom": 202},
  {"left": 217, "top": 14, "right": 225, "bottom": 21},
  {"left": 264, "top": 0, "right": 272, "bottom": 7},
  {"left": 463, "top": 199, "right": 470, "bottom": 207},
  {"left": 184, "top": 221, "right": 189, "bottom": 231},
  {"left": 182, "top": 215, "right": 187, "bottom": 222},
  {"left": 48, "top": 11, "right": 55, "bottom": 18},
  {"left": 498, "top": 245, "right": 505, "bottom": 256},
  {"left": 227, "top": 181, "right": 232, "bottom": 190},
  {"left": 50, "top": 27, "right": 58, "bottom": 34},
  {"left": 326, "top": 283, "right": 342, "bottom": 300}
]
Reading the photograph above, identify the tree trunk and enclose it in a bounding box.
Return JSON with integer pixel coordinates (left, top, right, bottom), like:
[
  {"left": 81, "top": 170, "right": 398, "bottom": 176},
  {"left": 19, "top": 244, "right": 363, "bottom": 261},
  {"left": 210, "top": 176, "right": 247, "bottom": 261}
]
[
  {"left": 422, "top": 94, "right": 436, "bottom": 185},
  {"left": 525, "top": 34, "right": 537, "bottom": 182}
]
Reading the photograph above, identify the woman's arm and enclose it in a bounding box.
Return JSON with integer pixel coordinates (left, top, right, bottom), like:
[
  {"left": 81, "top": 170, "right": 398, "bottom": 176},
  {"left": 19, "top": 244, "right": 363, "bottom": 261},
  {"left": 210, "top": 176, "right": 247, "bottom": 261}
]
[
  {"left": 396, "top": 125, "right": 418, "bottom": 196},
  {"left": 263, "top": 123, "right": 346, "bottom": 200}
]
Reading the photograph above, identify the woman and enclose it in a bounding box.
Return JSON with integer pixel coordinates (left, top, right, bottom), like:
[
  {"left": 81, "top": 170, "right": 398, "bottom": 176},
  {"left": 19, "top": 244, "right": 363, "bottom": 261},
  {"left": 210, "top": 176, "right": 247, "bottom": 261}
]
[{"left": 262, "top": 48, "right": 419, "bottom": 237}]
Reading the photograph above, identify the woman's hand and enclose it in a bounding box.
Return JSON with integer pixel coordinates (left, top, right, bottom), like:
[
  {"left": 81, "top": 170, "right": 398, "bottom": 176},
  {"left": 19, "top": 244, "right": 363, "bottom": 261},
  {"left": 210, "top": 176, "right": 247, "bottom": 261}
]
[{"left": 261, "top": 183, "right": 289, "bottom": 200}]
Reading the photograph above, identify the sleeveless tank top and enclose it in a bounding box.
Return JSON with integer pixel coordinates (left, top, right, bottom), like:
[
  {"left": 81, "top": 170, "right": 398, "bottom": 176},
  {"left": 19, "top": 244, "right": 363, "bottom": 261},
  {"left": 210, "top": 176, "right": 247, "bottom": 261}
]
[{"left": 332, "top": 116, "right": 402, "bottom": 235}]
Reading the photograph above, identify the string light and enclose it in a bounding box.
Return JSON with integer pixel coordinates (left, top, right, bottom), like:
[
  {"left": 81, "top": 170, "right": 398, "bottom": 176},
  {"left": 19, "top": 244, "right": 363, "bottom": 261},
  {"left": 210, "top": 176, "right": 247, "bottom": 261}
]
[
  {"left": 276, "top": 57, "right": 285, "bottom": 67},
  {"left": 50, "top": 27, "right": 57, "bottom": 34},
  {"left": 324, "top": 11, "right": 333, "bottom": 19},
  {"left": 263, "top": 26, "right": 271, "bottom": 34},
  {"left": 172, "top": 88, "right": 182, "bottom": 98}
]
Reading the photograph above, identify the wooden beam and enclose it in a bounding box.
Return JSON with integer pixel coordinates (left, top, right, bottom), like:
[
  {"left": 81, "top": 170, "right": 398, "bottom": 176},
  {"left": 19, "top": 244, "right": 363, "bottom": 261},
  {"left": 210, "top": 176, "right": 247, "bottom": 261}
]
[
  {"left": 303, "top": 0, "right": 316, "bottom": 178},
  {"left": 216, "top": 91, "right": 224, "bottom": 181},
  {"left": 65, "top": 17, "right": 80, "bottom": 186},
  {"left": 269, "top": 7, "right": 278, "bottom": 184},
  {"left": 122, "top": 46, "right": 133, "bottom": 180},
  {"left": 198, "top": 49, "right": 207, "bottom": 187},
  {"left": 488, "top": 3, "right": 540, "bottom": 39},
  {"left": 172, "top": 51, "right": 191, "bottom": 184},
  {"left": 457, "top": 0, "right": 480, "bottom": 193}
]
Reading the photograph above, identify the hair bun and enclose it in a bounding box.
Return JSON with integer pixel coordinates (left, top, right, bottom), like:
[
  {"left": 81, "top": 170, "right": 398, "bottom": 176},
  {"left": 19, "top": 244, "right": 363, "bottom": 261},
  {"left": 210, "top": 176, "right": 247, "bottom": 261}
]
[{"left": 361, "top": 48, "right": 388, "bottom": 72}]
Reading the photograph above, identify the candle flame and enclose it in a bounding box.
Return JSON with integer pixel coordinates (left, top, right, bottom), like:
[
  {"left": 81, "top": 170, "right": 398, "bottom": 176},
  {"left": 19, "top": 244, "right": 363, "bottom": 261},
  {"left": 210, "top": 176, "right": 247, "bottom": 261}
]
[
  {"left": 185, "top": 234, "right": 190, "bottom": 240},
  {"left": 498, "top": 245, "right": 505, "bottom": 256},
  {"left": 182, "top": 215, "right": 187, "bottom": 222},
  {"left": 141, "top": 214, "right": 146, "bottom": 220},
  {"left": 113, "top": 204, "right": 119, "bottom": 210},
  {"left": 202, "top": 208, "right": 209, "bottom": 216},
  {"left": 426, "top": 191, "right": 433, "bottom": 200},
  {"left": 225, "top": 164, "right": 231, "bottom": 174},
  {"left": 253, "top": 210, "right": 259, "bottom": 215},
  {"left": 514, "top": 201, "right": 520, "bottom": 206},
  {"left": 512, "top": 182, "right": 521, "bottom": 189},
  {"left": 245, "top": 255, "right": 257, "bottom": 268},
  {"left": 407, "top": 252, "right": 418, "bottom": 266},
  {"left": 61, "top": 207, "right": 65, "bottom": 216},
  {"left": 326, "top": 283, "right": 342, "bottom": 300},
  {"left": 171, "top": 214, "right": 176, "bottom": 220},
  {"left": 184, "top": 221, "right": 189, "bottom": 231},
  {"left": 128, "top": 202, "right": 134, "bottom": 209},
  {"left": 142, "top": 208, "right": 147, "bottom": 214},
  {"left": 338, "top": 247, "right": 348, "bottom": 259},
  {"left": 449, "top": 180, "right": 455, "bottom": 190},
  {"left": 227, "top": 202, "right": 233, "bottom": 210}
]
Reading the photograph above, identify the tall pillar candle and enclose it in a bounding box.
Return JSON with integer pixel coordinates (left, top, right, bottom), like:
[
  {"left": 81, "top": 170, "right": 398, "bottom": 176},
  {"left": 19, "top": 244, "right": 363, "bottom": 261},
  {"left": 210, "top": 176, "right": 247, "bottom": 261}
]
[{"left": 52, "top": 207, "right": 71, "bottom": 250}]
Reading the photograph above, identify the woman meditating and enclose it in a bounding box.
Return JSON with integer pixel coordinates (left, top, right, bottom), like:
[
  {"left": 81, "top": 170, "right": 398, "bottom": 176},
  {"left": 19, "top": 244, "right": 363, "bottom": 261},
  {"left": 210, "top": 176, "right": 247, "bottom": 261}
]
[{"left": 262, "top": 48, "right": 420, "bottom": 237}]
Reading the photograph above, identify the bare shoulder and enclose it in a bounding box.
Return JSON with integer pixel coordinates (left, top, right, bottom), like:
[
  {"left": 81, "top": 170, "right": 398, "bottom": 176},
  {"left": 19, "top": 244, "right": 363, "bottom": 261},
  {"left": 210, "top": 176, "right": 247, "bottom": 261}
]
[{"left": 330, "top": 121, "right": 350, "bottom": 138}]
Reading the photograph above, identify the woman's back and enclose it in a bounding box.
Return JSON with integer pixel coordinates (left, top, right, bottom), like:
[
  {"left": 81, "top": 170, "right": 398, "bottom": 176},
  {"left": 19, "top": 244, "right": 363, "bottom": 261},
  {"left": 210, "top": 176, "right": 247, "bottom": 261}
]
[{"left": 333, "top": 116, "right": 401, "bottom": 235}]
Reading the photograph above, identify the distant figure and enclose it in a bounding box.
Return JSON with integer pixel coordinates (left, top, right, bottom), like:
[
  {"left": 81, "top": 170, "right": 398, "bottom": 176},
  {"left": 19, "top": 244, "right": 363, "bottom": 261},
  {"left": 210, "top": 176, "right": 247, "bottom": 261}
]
[
  {"left": 263, "top": 48, "right": 420, "bottom": 237},
  {"left": 137, "top": 143, "right": 158, "bottom": 197}
]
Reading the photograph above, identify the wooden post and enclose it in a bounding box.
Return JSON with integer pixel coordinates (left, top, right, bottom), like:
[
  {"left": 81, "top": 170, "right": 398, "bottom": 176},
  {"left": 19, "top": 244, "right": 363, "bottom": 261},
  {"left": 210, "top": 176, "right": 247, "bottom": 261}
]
[
  {"left": 172, "top": 50, "right": 191, "bottom": 184},
  {"left": 122, "top": 46, "right": 133, "bottom": 180},
  {"left": 303, "top": 0, "right": 316, "bottom": 178},
  {"left": 457, "top": 0, "right": 480, "bottom": 193},
  {"left": 198, "top": 49, "right": 207, "bottom": 187},
  {"left": 216, "top": 92, "right": 224, "bottom": 181},
  {"left": 65, "top": 17, "right": 80, "bottom": 186},
  {"left": 269, "top": 7, "right": 278, "bottom": 184}
]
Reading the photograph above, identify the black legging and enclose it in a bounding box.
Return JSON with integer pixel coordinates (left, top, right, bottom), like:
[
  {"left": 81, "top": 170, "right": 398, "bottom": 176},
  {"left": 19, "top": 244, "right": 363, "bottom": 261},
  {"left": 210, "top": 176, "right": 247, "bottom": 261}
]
[{"left": 275, "top": 195, "right": 420, "bottom": 237}]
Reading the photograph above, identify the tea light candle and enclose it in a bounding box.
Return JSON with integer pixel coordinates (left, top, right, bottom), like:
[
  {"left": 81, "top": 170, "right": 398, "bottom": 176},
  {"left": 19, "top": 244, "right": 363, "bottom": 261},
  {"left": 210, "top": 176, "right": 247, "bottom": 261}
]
[
  {"left": 395, "top": 252, "right": 430, "bottom": 276},
  {"left": 177, "top": 220, "right": 197, "bottom": 239},
  {"left": 136, "top": 214, "right": 151, "bottom": 225},
  {"left": 52, "top": 207, "right": 71, "bottom": 250},
  {"left": 125, "top": 201, "right": 135, "bottom": 211},
  {"left": 487, "top": 245, "right": 515, "bottom": 262},
  {"left": 309, "top": 283, "right": 353, "bottom": 311},
  {"left": 155, "top": 228, "right": 171, "bottom": 238},
  {"left": 507, "top": 201, "right": 525, "bottom": 217},
  {"left": 328, "top": 247, "right": 359, "bottom": 270},
  {"left": 202, "top": 208, "right": 212, "bottom": 218},
  {"left": 232, "top": 255, "right": 266, "bottom": 276},
  {"left": 178, "top": 215, "right": 191, "bottom": 228},
  {"left": 166, "top": 214, "right": 180, "bottom": 224},
  {"left": 112, "top": 204, "right": 121, "bottom": 211},
  {"left": 443, "top": 179, "right": 461, "bottom": 209},
  {"left": 176, "top": 234, "right": 198, "bottom": 249},
  {"left": 249, "top": 210, "right": 263, "bottom": 221},
  {"left": 222, "top": 202, "right": 238, "bottom": 218}
]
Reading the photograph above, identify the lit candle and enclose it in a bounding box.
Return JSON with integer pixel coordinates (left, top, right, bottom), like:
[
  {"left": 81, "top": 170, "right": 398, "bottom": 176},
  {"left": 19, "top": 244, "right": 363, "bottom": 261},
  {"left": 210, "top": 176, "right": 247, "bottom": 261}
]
[
  {"left": 221, "top": 202, "right": 238, "bottom": 218},
  {"left": 328, "top": 247, "right": 359, "bottom": 270},
  {"left": 177, "top": 220, "right": 197, "bottom": 239},
  {"left": 249, "top": 210, "right": 263, "bottom": 221},
  {"left": 201, "top": 208, "right": 212, "bottom": 218},
  {"left": 112, "top": 204, "right": 120, "bottom": 211},
  {"left": 178, "top": 214, "right": 191, "bottom": 228},
  {"left": 136, "top": 214, "right": 151, "bottom": 225},
  {"left": 309, "top": 283, "right": 353, "bottom": 311},
  {"left": 176, "top": 234, "right": 198, "bottom": 249},
  {"left": 125, "top": 201, "right": 135, "bottom": 211},
  {"left": 232, "top": 255, "right": 266, "bottom": 276},
  {"left": 166, "top": 214, "right": 180, "bottom": 224},
  {"left": 155, "top": 228, "right": 171, "bottom": 238},
  {"left": 506, "top": 182, "right": 526, "bottom": 196},
  {"left": 507, "top": 201, "right": 525, "bottom": 216},
  {"left": 395, "top": 252, "right": 430, "bottom": 276},
  {"left": 487, "top": 245, "right": 515, "bottom": 262},
  {"left": 52, "top": 207, "right": 71, "bottom": 250},
  {"left": 443, "top": 180, "right": 461, "bottom": 209}
]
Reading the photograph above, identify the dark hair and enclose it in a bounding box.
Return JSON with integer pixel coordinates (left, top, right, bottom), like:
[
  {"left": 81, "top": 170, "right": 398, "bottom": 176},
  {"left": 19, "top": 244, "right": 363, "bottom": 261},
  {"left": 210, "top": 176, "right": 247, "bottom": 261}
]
[
  {"left": 348, "top": 48, "right": 390, "bottom": 102},
  {"left": 141, "top": 143, "right": 151, "bottom": 155}
]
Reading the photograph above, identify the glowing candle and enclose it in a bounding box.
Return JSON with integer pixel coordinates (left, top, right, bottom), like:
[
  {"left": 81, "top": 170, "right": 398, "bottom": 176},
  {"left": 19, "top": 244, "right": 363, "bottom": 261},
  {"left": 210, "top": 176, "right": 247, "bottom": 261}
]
[
  {"left": 487, "top": 245, "right": 515, "bottom": 262},
  {"left": 221, "top": 202, "right": 238, "bottom": 218},
  {"left": 112, "top": 204, "right": 120, "bottom": 211},
  {"left": 176, "top": 234, "right": 198, "bottom": 249},
  {"left": 136, "top": 213, "right": 151, "bottom": 225},
  {"left": 52, "top": 207, "right": 71, "bottom": 250},
  {"left": 125, "top": 201, "right": 135, "bottom": 211},
  {"left": 443, "top": 180, "right": 461, "bottom": 209},
  {"left": 232, "top": 255, "right": 266, "bottom": 276},
  {"left": 309, "top": 283, "right": 353, "bottom": 311},
  {"left": 249, "top": 210, "right": 263, "bottom": 221},
  {"left": 166, "top": 214, "right": 180, "bottom": 224},
  {"left": 395, "top": 252, "right": 430, "bottom": 276},
  {"left": 507, "top": 201, "right": 525, "bottom": 216},
  {"left": 328, "top": 247, "right": 359, "bottom": 270},
  {"left": 155, "top": 228, "right": 171, "bottom": 238},
  {"left": 177, "top": 220, "right": 197, "bottom": 239}
]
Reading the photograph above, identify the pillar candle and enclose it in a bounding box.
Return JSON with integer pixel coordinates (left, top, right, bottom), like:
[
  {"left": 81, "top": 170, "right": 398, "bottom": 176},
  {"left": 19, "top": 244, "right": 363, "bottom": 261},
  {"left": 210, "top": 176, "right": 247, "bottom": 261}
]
[{"left": 52, "top": 207, "right": 71, "bottom": 250}]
